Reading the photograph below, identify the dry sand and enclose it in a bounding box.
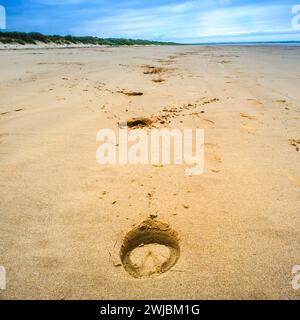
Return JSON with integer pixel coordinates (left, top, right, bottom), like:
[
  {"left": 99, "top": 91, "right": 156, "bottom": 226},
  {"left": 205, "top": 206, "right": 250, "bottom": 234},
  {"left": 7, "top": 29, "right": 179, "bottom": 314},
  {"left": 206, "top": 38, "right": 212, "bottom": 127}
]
[{"left": 0, "top": 45, "right": 300, "bottom": 300}]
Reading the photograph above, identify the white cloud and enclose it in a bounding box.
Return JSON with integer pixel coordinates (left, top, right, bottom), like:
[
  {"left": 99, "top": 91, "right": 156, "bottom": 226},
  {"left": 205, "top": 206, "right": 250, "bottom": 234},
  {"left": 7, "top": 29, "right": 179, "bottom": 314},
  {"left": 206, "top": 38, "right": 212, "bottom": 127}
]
[
  {"left": 196, "top": 4, "right": 290, "bottom": 37},
  {"left": 31, "top": 0, "right": 96, "bottom": 5},
  {"left": 71, "top": 1, "right": 202, "bottom": 38},
  {"left": 70, "top": 1, "right": 296, "bottom": 42}
]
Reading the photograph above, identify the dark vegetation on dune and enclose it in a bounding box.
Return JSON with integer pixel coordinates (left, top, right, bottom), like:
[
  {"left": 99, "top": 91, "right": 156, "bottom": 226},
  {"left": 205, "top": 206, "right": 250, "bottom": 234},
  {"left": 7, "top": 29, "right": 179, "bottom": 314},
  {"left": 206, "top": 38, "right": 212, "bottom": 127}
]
[{"left": 0, "top": 31, "right": 177, "bottom": 46}]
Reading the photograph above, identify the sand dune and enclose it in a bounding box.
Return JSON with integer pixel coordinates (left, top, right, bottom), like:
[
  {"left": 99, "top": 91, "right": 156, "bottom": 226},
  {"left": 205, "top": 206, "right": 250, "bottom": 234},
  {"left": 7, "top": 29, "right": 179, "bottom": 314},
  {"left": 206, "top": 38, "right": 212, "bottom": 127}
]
[{"left": 0, "top": 45, "right": 300, "bottom": 299}]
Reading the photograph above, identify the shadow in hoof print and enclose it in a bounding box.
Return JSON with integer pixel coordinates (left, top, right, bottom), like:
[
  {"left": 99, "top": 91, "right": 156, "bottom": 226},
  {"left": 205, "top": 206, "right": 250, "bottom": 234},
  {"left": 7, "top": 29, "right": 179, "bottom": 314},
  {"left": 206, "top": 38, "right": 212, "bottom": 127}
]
[
  {"left": 120, "top": 219, "right": 180, "bottom": 278},
  {"left": 117, "top": 90, "right": 144, "bottom": 96},
  {"left": 119, "top": 117, "right": 153, "bottom": 129}
]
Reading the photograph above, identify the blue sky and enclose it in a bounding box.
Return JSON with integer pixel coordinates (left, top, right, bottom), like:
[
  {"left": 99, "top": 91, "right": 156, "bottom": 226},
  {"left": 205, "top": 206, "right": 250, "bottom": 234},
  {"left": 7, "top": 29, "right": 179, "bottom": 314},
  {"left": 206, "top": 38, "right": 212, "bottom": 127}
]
[{"left": 1, "top": 0, "right": 300, "bottom": 43}]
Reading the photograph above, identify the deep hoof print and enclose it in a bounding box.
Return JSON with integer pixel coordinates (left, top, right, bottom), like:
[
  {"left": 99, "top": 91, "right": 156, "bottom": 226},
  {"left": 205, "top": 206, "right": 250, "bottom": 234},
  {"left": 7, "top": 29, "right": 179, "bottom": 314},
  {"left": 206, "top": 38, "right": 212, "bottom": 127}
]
[
  {"left": 143, "top": 66, "right": 165, "bottom": 75},
  {"left": 152, "top": 78, "right": 165, "bottom": 83},
  {"left": 120, "top": 219, "right": 180, "bottom": 278},
  {"left": 126, "top": 117, "right": 153, "bottom": 129},
  {"left": 118, "top": 90, "right": 144, "bottom": 96}
]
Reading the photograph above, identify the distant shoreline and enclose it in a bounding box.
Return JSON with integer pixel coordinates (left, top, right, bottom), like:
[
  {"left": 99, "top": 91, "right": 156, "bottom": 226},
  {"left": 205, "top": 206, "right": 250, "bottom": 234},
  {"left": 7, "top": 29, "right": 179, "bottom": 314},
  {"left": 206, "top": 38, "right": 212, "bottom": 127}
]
[
  {"left": 0, "top": 42, "right": 160, "bottom": 50},
  {"left": 187, "top": 41, "right": 300, "bottom": 46},
  {"left": 1, "top": 30, "right": 300, "bottom": 50},
  {"left": 1, "top": 42, "right": 300, "bottom": 51}
]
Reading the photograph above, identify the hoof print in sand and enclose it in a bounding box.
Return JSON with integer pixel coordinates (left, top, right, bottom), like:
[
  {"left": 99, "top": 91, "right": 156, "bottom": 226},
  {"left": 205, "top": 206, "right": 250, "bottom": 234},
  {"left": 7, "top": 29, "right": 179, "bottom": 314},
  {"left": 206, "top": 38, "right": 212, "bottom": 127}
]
[
  {"left": 119, "top": 117, "right": 153, "bottom": 129},
  {"left": 289, "top": 139, "right": 300, "bottom": 152},
  {"left": 120, "top": 219, "right": 180, "bottom": 278},
  {"left": 118, "top": 90, "right": 143, "bottom": 96},
  {"left": 152, "top": 78, "right": 165, "bottom": 83},
  {"left": 143, "top": 66, "right": 166, "bottom": 75}
]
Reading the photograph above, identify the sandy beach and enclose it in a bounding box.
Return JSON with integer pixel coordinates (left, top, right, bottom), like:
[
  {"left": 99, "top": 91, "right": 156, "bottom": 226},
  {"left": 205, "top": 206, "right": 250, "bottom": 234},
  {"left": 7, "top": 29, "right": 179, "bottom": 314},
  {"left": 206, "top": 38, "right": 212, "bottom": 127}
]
[{"left": 0, "top": 45, "right": 300, "bottom": 300}]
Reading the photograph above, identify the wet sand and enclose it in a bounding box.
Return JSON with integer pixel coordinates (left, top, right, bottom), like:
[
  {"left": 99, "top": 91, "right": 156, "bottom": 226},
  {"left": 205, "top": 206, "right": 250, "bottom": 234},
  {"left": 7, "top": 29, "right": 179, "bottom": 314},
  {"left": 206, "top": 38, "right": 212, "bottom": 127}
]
[{"left": 0, "top": 45, "right": 300, "bottom": 299}]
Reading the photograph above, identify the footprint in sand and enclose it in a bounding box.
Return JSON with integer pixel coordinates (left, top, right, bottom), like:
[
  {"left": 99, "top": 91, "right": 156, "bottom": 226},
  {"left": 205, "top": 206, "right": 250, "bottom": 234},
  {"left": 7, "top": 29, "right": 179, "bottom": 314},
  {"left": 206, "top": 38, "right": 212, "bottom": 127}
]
[
  {"left": 119, "top": 117, "right": 153, "bottom": 129},
  {"left": 289, "top": 139, "right": 300, "bottom": 152},
  {"left": 204, "top": 143, "right": 222, "bottom": 173},
  {"left": 206, "top": 152, "right": 222, "bottom": 173},
  {"left": 247, "top": 98, "right": 264, "bottom": 107},
  {"left": 239, "top": 113, "right": 258, "bottom": 134},
  {"left": 152, "top": 77, "right": 165, "bottom": 83},
  {"left": 143, "top": 65, "right": 165, "bottom": 75},
  {"left": 275, "top": 99, "right": 287, "bottom": 104},
  {"left": 120, "top": 219, "right": 180, "bottom": 278},
  {"left": 240, "top": 113, "right": 257, "bottom": 121},
  {"left": 1, "top": 109, "right": 23, "bottom": 116},
  {"left": 199, "top": 118, "right": 216, "bottom": 129},
  {"left": 117, "top": 90, "right": 144, "bottom": 96}
]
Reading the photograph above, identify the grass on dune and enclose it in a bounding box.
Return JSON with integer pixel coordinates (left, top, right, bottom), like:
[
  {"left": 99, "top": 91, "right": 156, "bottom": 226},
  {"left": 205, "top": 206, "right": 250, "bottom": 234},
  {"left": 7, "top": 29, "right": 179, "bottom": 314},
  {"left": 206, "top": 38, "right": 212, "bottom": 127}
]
[{"left": 0, "top": 31, "right": 178, "bottom": 46}]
